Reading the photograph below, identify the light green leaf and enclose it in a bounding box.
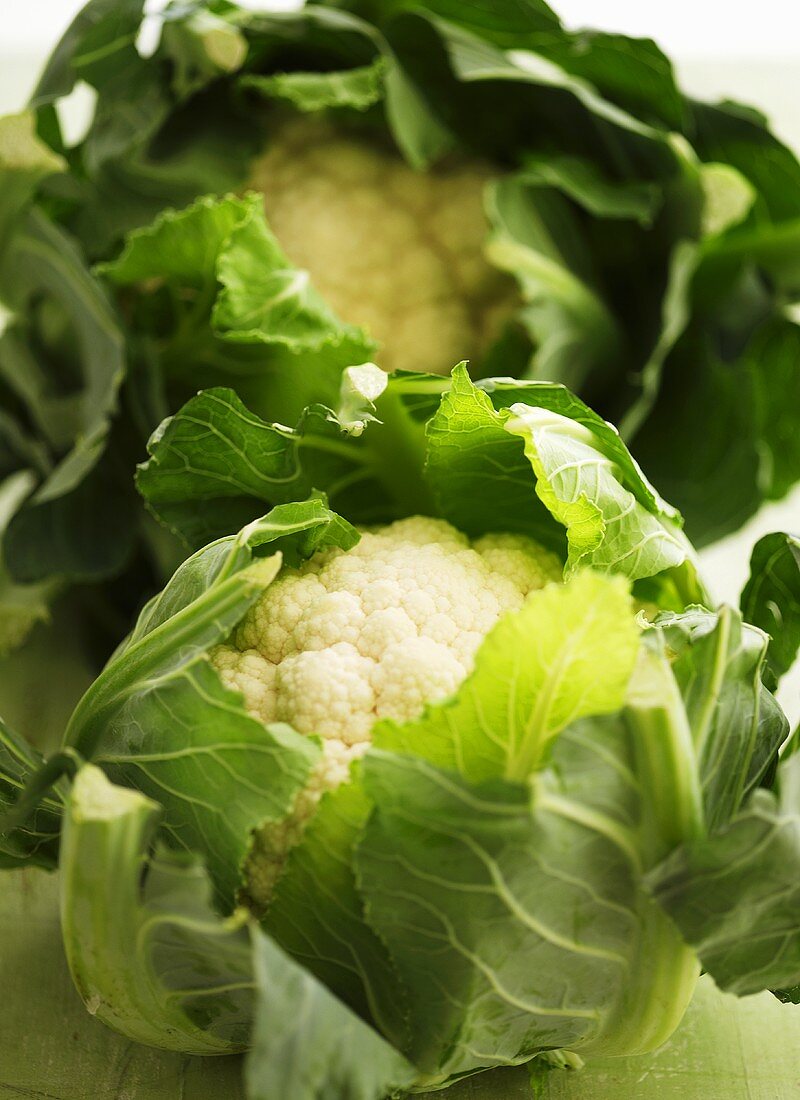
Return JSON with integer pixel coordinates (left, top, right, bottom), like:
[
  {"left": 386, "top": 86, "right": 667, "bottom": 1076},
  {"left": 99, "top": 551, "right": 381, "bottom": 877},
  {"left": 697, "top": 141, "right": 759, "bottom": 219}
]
[
  {"left": 241, "top": 58, "right": 386, "bottom": 113},
  {"left": 376, "top": 571, "right": 639, "bottom": 782},
  {"left": 699, "top": 163, "right": 756, "bottom": 237},
  {"left": 425, "top": 367, "right": 696, "bottom": 591},
  {"left": 0, "top": 111, "right": 64, "bottom": 250},
  {"left": 60, "top": 764, "right": 255, "bottom": 1052},
  {"left": 98, "top": 193, "right": 252, "bottom": 287},
  {"left": 99, "top": 192, "right": 375, "bottom": 430},
  {"left": 212, "top": 201, "right": 371, "bottom": 351},
  {"left": 506, "top": 400, "right": 693, "bottom": 581}
]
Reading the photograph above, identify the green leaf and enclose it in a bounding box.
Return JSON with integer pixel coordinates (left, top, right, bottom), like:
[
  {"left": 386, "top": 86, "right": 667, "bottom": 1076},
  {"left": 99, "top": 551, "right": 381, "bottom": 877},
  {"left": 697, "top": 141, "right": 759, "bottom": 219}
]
[
  {"left": 242, "top": 57, "right": 386, "bottom": 113},
  {"left": 741, "top": 532, "right": 800, "bottom": 682},
  {"left": 61, "top": 503, "right": 356, "bottom": 904},
  {"left": 100, "top": 192, "right": 375, "bottom": 429},
  {"left": 650, "top": 752, "right": 800, "bottom": 998},
  {"left": 212, "top": 202, "right": 371, "bottom": 352},
  {"left": 650, "top": 606, "right": 788, "bottom": 829},
  {"left": 748, "top": 318, "right": 800, "bottom": 501},
  {"left": 0, "top": 715, "right": 62, "bottom": 869},
  {"left": 60, "top": 764, "right": 255, "bottom": 1052},
  {"left": 246, "top": 924, "right": 415, "bottom": 1100},
  {"left": 137, "top": 372, "right": 438, "bottom": 549},
  {"left": 136, "top": 387, "right": 373, "bottom": 549},
  {"left": 0, "top": 471, "right": 56, "bottom": 655},
  {"left": 0, "top": 208, "right": 131, "bottom": 585},
  {"left": 357, "top": 731, "right": 698, "bottom": 1080},
  {"left": 628, "top": 328, "right": 765, "bottom": 547},
  {"left": 424, "top": 369, "right": 696, "bottom": 591},
  {"left": 375, "top": 571, "right": 639, "bottom": 782},
  {"left": 261, "top": 779, "right": 409, "bottom": 1049},
  {"left": 433, "top": 18, "right": 663, "bottom": 143},
  {"left": 485, "top": 175, "right": 623, "bottom": 394},
  {"left": 517, "top": 154, "right": 660, "bottom": 225},
  {"left": 99, "top": 192, "right": 251, "bottom": 287},
  {"left": 506, "top": 402, "right": 692, "bottom": 581},
  {"left": 0, "top": 111, "right": 64, "bottom": 250}
]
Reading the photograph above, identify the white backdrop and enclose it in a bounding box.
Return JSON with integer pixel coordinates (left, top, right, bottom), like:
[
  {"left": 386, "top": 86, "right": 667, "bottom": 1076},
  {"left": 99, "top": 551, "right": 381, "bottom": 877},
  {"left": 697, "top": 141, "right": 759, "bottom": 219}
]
[{"left": 5, "top": 0, "right": 800, "bottom": 54}]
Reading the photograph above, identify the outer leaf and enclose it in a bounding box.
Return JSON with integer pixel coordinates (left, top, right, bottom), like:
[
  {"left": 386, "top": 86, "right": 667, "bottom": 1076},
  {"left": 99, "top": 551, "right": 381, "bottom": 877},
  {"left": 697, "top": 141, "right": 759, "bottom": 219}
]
[
  {"left": 0, "top": 209, "right": 130, "bottom": 584},
  {"left": 376, "top": 571, "right": 639, "bottom": 781},
  {"left": 358, "top": 726, "right": 699, "bottom": 1080},
  {"left": 136, "top": 387, "right": 373, "bottom": 548},
  {"left": 629, "top": 328, "right": 764, "bottom": 547},
  {"left": 212, "top": 201, "right": 371, "bottom": 351},
  {"left": 60, "top": 764, "right": 255, "bottom": 1052},
  {"left": 485, "top": 175, "right": 622, "bottom": 394},
  {"left": 137, "top": 371, "right": 441, "bottom": 548},
  {"left": 99, "top": 192, "right": 375, "bottom": 429},
  {"left": 650, "top": 753, "right": 800, "bottom": 998},
  {"left": 748, "top": 319, "right": 800, "bottom": 501},
  {"left": 517, "top": 154, "right": 659, "bottom": 225},
  {"left": 98, "top": 192, "right": 251, "bottom": 287},
  {"left": 650, "top": 606, "right": 789, "bottom": 828},
  {"left": 505, "top": 401, "right": 691, "bottom": 581},
  {"left": 741, "top": 532, "right": 800, "bottom": 681},
  {"left": 61, "top": 503, "right": 356, "bottom": 904},
  {"left": 246, "top": 925, "right": 415, "bottom": 1100},
  {"left": 426, "top": 368, "right": 699, "bottom": 594},
  {"left": 262, "top": 777, "right": 408, "bottom": 1049},
  {"left": 0, "top": 716, "right": 62, "bottom": 868}
]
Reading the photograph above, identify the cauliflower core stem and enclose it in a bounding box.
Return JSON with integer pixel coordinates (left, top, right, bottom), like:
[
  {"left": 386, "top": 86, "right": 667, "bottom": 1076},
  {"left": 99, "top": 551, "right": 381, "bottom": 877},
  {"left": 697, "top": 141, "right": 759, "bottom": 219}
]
[
  {"left": 212, "top": 517, "right": 561, "bottom": 909},
  {"left": 248, "top": 116, "right": 519, "bottom": 375}
]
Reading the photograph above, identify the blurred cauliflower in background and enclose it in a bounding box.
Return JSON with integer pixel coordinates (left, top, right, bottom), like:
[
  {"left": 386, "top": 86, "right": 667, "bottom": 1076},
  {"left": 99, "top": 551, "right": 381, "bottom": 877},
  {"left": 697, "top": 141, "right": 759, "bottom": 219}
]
[{"left": 250, "top": 116, "right": 519, "bottom": 374}]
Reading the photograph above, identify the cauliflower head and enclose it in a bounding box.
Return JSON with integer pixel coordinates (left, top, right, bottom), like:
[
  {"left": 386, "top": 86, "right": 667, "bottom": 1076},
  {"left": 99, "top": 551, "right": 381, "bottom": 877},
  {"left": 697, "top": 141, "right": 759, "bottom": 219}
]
[
  {"left": 248, "top": 116, "right": 519, "bottom": 375},
  {"left": 211, "top": 516, "right": 562, "bottom": 908}
]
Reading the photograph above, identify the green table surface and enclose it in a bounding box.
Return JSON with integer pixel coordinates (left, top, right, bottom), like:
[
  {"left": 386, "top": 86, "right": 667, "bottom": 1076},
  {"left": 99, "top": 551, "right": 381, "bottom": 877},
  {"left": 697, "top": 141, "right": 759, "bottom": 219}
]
[
  {"left": 3, "top": 864, "right": 800, "bottom": 1100},
  {"left": 2, "top": 629, "right": 800, "bottom": 1099}
]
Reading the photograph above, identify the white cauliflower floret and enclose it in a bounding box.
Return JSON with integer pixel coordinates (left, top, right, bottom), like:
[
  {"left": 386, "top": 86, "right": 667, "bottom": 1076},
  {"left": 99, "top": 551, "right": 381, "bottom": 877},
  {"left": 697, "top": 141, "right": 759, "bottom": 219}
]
[
  {"left": 248, "top": 115, "right": 519, "bottom": 375},
  {"left": 211, "top": 515, "right": 561, "bottom": 909}
]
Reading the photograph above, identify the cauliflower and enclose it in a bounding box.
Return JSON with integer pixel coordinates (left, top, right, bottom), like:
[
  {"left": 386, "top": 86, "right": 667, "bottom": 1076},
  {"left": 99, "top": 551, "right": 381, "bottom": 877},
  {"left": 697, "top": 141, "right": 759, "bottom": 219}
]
[
  {"left": 211, "top": 515, "right": 562, "bottom": 907},
  {"left": 248, "top": 116, "right": 519, "bottom": 375}
]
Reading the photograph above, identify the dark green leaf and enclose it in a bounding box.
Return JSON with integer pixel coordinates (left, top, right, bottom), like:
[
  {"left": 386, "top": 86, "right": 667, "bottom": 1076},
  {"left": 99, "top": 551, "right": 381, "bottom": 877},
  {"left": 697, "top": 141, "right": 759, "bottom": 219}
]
[
  {"left": 60, "top": 764, "right": 255, "bottom": 1052},
  {"left": 741, "top": 532, "right": 800, "bottom": 681},
  {"left": 0, "top": 716, "right": 62, "bottom": 869},
  {"left": 650, "top": 606, "right": 788, "bottom": 829},
  {"left": 246, "top": 924, "right": 415, "bottom": 1100}
]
